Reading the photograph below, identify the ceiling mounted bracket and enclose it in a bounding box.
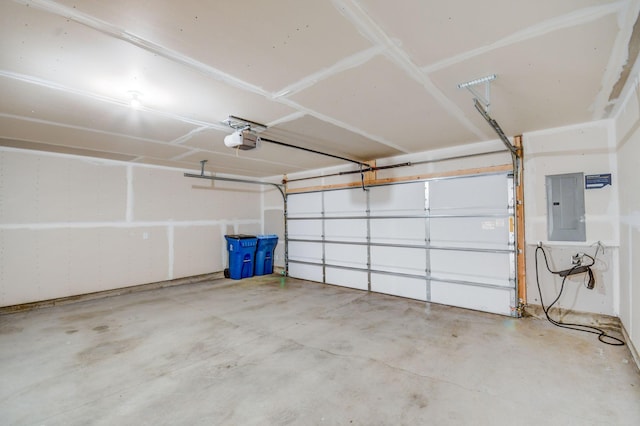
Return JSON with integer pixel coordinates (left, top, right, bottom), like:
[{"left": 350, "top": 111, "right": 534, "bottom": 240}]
[
  {"left": 200, "top": 159, "right": 207, "bottom": 176},
  {"left": 458, "top": 74, "right": 496, "bottom": 113},
  {"left": 222, "top": 115, "right": 268, "bottom": 133}
]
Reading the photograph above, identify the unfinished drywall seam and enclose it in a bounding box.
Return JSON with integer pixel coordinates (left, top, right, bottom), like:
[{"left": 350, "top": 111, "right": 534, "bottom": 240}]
[
  {"left": 422, "top": 1, "right": 627, "bottom": 74},
  {"left": 616, "top": 81, "right": 640, "bottom": 152},
  {"left": 627, "top": 226, "right": 636, "bottom": 336},
  {"left": 613, "top": 76, "right": 640, "bottom": 133},
  {"left": 266, "top": 111, "right": 307, "bottom": 128},
  {"left": 607, "top": 119, "right": 622, "bottom": 316},
  {"left": 332, "top": 0, "right": 487, "bottom": 140},
  {"left": 609, "top": 4, "right": 640, "bottom": 103},
  {"left": 273, "top": 46, "right": 384, "bottom": 98},
  {"left": 261, "top": 187, "right": 265, "bottom": 235},
  {"left": 170, "top": 149, "right": 203, "bottom": 162},
  {"left": 0, "top": 145, "right": 293, "bottom": 186},
  {"left": 591, "top": 0, "right": 640, "bottom": 119},
  {"left": 613, "top": 246, "right": 622, "bottom": 318},
  {"left": 126, "top": 165, "right": 134, "bottom": 222},
  {"left": 0, "top": 110, "right": 193, "bottom": 147},
  {"left": 0, "top": 219, "right": 261, "bottom": 230},
  {"left": 7, "top": 0, "right": 410, "bottom": 158},
  {"left": 0, "top": 115, "right": 291, "bottom": 171},
  {"left": 170, "top": 126, "right": 212, "bottom": 145},
  {"left": 0, "top": 71, "right": 221, "bottom": 130},
  {"left": 276, "top": 97, "right": 408, "bottom": 153},
  {"left": 17, "top": 0, "right": 268, "bottom": 99},
  {"left": 219, "top": 226, "right": 228, "bottom": 270},
  {"left": 167, "top": 224, "right": 174, "bottom": 280}
]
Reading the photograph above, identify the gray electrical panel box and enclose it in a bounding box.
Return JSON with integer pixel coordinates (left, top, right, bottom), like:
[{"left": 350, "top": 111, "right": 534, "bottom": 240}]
[{"left": 546, "top": 172, "right": 586, "bottom": 241}]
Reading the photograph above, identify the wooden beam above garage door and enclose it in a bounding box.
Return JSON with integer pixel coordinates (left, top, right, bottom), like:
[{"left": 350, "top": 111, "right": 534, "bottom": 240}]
[{"left": 285, "top": 163, "right": 513, "bottom": 194}]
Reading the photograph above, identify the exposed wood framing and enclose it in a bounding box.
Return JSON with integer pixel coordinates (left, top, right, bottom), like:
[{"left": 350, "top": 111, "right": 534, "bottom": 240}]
[
  {"left": 514, "top": 135, "right": 526, "bottom": 305},
  {"left": 285, "top": 163, "right": 513, "bottom": 194}
]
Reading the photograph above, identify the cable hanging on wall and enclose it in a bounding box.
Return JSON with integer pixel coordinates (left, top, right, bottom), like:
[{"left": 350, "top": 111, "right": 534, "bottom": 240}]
[{"left": 534, "top": 244, "right": 625, "bottom": 346}]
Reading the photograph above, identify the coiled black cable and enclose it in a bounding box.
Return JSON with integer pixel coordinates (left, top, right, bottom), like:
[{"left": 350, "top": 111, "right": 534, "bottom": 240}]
[{"left": 534, "top": 246, "right": 625, "bottom": 346}]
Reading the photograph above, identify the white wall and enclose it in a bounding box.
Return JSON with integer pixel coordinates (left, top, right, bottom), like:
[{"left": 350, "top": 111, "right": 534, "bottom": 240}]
[
  {"left": 523, "top": 121, "right": 619, "bottom": 316},
  {"left": 615, "top": 78, "right": 640, "bottom": 352},
  {"left": 0, "top": 148, "right": 262, "bottom": 307}
]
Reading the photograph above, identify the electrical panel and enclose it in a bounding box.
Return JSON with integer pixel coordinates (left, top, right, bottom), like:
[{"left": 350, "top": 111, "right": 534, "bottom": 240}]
[{"left": 545, "top": 172, "right": 586, "bottom": 241}]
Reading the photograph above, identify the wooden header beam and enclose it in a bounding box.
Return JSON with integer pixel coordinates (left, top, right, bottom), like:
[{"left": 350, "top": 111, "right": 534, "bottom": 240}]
[{"left": 285, "top": 163, "right": 513, "bottom": 194}]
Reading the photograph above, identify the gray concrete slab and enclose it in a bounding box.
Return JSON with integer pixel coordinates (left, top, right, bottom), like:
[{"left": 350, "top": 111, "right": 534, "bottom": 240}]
[{"left": 1, "top": 275, "right": 639, "bottom": 425}]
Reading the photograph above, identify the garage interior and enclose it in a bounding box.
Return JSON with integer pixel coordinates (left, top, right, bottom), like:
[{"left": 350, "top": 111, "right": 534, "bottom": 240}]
[{"left": 1, "top": 0, "right": 640, "bottom": 424}]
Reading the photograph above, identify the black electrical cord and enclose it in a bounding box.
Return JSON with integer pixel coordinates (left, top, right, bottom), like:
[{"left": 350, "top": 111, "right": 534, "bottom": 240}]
[{"left": 534, "top": 246, "right": 625, "bottom": 346}]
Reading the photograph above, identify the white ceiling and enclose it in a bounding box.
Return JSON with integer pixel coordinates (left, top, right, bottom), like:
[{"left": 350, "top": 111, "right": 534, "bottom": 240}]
[{"left": 1, "top": 0, "right": 639, "bottom": 177}]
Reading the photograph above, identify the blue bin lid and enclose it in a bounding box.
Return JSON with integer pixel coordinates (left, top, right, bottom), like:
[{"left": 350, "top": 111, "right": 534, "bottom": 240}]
[
  {"left": 256, "top": 234, "right": 278, "bottom": 239},
  {"left": 225, "top": 234, "right": 256, "bottom": 240}
]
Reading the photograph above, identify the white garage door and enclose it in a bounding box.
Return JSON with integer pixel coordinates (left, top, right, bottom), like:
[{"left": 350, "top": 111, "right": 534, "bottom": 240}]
[{"left": 287, "top": 173, "right": 517, "bottom": 316}]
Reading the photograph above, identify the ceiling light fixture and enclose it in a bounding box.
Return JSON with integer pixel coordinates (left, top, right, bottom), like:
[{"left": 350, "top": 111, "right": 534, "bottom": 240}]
[{"left": 128, "top": 90, "right": 142, "bottom": 109}]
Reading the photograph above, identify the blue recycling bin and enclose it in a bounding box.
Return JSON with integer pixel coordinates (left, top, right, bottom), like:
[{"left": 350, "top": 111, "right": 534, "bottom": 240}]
[
  {"left": 225, "top": 235, "right": 257, "bottom": 280},
  {"left": 254, "top": 235, "right": 279, "bottom": 276}
]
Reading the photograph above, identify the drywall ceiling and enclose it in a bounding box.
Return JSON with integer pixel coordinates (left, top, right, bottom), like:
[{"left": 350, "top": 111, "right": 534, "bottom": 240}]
[{"left": 1, "top": 0, "right": 639, "bottom": 177}]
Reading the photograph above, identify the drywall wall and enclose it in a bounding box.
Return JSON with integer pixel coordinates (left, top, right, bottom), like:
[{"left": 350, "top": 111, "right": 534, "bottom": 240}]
[
  {"left": 523, "top": 120, "right": 619, "bottom": 316},
  {"left": 615, "top": 78, "right": 640, "bottom": 353},
  {"left": 0, "top": 147, "right": 262, "bottom": 307}
]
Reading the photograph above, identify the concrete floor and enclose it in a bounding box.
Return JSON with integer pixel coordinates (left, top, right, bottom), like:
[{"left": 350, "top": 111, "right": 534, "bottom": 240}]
[{"left": 1, "top": 275, "right": 639, "bottom": 425}]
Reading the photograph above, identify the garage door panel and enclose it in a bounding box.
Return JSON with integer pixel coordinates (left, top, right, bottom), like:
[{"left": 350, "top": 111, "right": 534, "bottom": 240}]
[
  {"left": 324, "top": 189, "right": 366, "bottom": 216},
  {"left": 430, "top": 251, "right": 512, "bottom": 287},
  {"left": 287, "top": 192, "right": 322, "bottom": 216},
  {"left": 371, "top": 274, "right": 426, "bottom": 301},
  {"left": 369, "top": 182, "right": 425, "bottom": 213},
  {"left": 288, "top": 241, "right": 322, "bottom": 263},
  {"left": 325, "top": 219, "right": 367, "bottom": 241},
  {"left": 370, "top": 218, "right": 425, "bottom": 244},
  {"left": 370, "top": 246, "right": 426, "bottom": 275},
  {"left": 326, "top": 268, "right": 368, "bottom": 290},
  {"left": 325, "top": 243, "right": 367, "bottom": 268},
  {"left": 289, "top": 263, "right": 323, "bottom": 283},
  {"left": 430, "top": 174, "right": 508, "bottom": 211},
  {"left": 288, "top": 220, "right": 322, "bottom": 239},
  {"left": 286, "top": 173, "right": 516, "bottom": 316},
  {"left": 430, "top": 217, "right": 509, "bottom": 247},
  {"left": 431, "top": 280, "right": 513, "bottom": 316}
]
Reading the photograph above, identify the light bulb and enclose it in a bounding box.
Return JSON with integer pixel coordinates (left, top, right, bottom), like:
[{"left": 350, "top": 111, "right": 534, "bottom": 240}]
[
  {"left": 128, "top": 91, "right": 142, "bottom": 109},
  {"left": 130, "top": 97, "right": 141, "bottom": 109}
]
